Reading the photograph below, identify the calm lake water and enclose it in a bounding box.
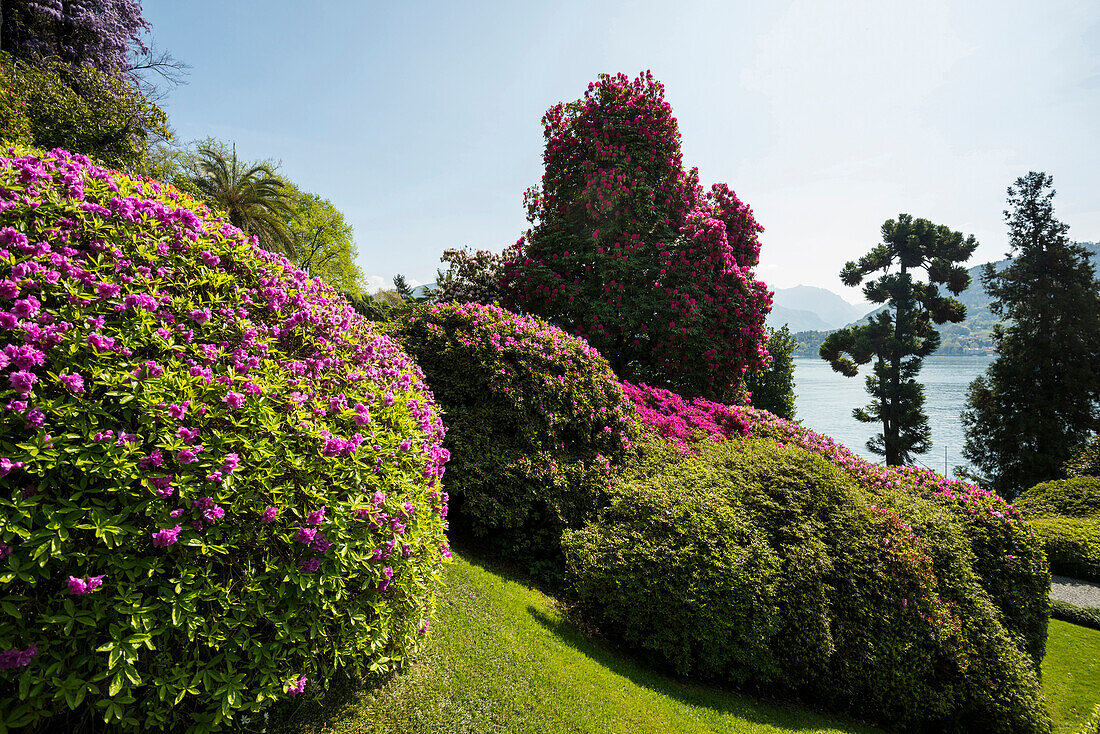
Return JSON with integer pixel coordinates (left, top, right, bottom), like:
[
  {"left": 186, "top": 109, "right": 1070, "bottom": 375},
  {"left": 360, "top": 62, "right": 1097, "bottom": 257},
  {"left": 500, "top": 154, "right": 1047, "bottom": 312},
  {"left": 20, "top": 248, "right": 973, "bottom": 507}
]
[{"left": 792, "top": 355, "right": 995, "bottom": 476}]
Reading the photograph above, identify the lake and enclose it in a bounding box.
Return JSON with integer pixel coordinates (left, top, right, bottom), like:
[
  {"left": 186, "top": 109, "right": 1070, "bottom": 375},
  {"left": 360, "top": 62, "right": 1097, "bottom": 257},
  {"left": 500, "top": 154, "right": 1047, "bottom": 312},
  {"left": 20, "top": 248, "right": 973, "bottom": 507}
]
[{"left": 792, "top": 355, "right": 995, "bottom": 476}]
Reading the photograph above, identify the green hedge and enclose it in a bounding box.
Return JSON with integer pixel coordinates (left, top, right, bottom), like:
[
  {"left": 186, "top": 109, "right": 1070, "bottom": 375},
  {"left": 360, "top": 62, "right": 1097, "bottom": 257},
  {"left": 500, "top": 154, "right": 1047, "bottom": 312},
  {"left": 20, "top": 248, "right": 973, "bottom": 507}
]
[
  {"left": 564, "top": 437, "right": 1050, "bottom": 734},
  {"left": 1026, "top": 516, "right": 1100, "bottom": 581},
  {"left": 0, "top": 149, "right": 450, "bottom": 732},
  {"left": 1079, "top": 704, "right": 1100, "bottom": 734},
  {"left": 386, "top": 302, "right": 634, "bottom": 580},
  {"left": 1051, "top": 600, "right": 1100, "bottom": 631},
  {"left": 1016, "top": 477, "right": 1100, "bottom": 518}
]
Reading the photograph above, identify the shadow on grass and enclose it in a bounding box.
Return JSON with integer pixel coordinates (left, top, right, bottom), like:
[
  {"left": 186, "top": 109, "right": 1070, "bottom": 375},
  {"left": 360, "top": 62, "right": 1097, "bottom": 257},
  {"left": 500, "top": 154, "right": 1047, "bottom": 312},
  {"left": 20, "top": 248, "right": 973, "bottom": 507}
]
[{"left": 523, "top": 604, "right": 881, "bottom": 734}]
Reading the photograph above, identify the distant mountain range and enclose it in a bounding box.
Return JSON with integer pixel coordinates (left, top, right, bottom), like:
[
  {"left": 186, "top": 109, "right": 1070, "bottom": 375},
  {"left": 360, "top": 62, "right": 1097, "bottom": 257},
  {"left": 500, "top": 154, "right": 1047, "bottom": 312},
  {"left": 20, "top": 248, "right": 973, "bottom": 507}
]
[
  {"left": 777, "top": 242, "right": 1099, "bottom": 356},
  {"left": 767, "top": 285, "right": 868, "bottom": 332}
]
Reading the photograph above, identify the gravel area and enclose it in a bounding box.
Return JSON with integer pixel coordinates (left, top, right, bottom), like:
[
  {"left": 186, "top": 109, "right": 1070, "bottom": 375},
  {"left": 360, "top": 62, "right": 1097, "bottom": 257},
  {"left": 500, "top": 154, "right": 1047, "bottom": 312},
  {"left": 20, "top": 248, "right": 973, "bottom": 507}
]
[{"left": 1051, "top": 575, "right": 1100, "bottom": 608}]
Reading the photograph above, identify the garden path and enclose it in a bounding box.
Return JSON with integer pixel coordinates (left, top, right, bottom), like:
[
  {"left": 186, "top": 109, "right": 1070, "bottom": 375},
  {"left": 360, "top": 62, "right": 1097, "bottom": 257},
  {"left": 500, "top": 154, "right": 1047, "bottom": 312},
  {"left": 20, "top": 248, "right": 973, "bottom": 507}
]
[{"left": 1051, "top": 575, "right": 1100, "bottom": 608}]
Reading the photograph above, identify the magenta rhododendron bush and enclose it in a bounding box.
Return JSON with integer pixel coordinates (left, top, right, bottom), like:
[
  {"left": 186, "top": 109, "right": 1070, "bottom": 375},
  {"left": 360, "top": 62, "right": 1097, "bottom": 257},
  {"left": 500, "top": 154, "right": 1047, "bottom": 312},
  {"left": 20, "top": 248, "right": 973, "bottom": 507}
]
[
  {"left": 502, "top": 72, "right": 772, "bottom": 402},
  {"left": 0, "top": 148, "right": 450, "bottom": 732},
  {"left": 386, "top": 302, "right": 634, "bottom": 579}
]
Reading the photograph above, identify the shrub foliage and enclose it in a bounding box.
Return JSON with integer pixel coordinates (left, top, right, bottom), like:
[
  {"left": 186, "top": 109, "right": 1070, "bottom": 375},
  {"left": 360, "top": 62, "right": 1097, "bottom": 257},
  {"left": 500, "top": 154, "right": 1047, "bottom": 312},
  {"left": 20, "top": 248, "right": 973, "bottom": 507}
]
[
  {"left": 1016, "top": 477, "right": 1100, "bottom": 519},
  {"left": 386, "top": 302, "right": 633, "bottom": 576},
  {"left": 0, "top": 148, "right": 450, "bottom": 732},
  {"left": 565, "top": 435, "right": 1051, "bottom": 733}
]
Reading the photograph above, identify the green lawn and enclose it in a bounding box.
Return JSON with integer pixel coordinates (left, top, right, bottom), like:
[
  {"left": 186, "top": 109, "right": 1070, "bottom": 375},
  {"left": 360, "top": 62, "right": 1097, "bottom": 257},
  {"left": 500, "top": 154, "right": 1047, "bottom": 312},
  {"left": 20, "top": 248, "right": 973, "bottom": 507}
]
[
  {"left": 1043, "top": 619, "right": 1100, "bottom": 733},
  {"left": 277, "top": 551, "right": 1100, "bottom": 734}
]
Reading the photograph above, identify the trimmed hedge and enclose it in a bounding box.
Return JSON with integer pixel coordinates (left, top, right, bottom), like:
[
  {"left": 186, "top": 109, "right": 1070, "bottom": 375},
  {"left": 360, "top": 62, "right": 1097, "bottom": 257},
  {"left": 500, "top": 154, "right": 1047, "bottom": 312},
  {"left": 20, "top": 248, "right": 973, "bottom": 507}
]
[
  {"left": 0, "top": 149, "right": 450, "bottom": 732},
  {"left": 1027, "top": 516, "right": 1100, "bottom": 581},
  {"left": 1051, "top": 600, "right": 1100, "bottom": 632},
  {"left": 386, "top": 302, "right": 634, "bottom": 578},
  {"left": 564, "top": 436, "right": 1050, "bottom": 733},
  {"left": 1016, "top": 477, "right": 1100, "bottom": 518}
]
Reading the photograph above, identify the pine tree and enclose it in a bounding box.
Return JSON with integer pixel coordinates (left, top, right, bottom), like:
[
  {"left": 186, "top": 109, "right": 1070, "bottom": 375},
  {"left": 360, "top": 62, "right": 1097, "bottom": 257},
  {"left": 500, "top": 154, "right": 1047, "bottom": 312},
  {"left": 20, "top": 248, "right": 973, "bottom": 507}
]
[
  {"left": 961, "top": 172, "right": 1100, "bottom": 498},
  {"left": 820, "top": 214, "right": 977, "bottom": 465}
]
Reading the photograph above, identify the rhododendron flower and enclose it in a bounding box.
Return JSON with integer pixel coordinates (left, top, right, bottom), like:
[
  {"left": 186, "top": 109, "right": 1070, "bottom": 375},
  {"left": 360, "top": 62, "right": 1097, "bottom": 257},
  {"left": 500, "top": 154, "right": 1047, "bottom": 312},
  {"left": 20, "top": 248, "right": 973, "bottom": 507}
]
[
  {"left": 222, "top": 391, "right": 245, "bottom": 409},
  {"left": 312, "top": 533, "right": 332, "bottom": 553},
  {"left": 261, "top": 506, "right": 278, "bottom": 523},
  {"left": 295, "top": 527, "right": 317, "bottom": 545},
  {"left": 152, "top": 524, "right": 182, "bottom": 547},
  {"left": 0, "top": 542, "right": 11, "bottom": 559},
  {"left": 167, "top": 401, "right": 189, "bottom": 419},
  {"left": 67, "top": 575, "right": 105, "bottom": 595},
  {"left": 305, "top": 506, "right": 326, "bottom": 526},
  {"left": 287, "top": 675, "right": 307, "bottom": 695},
  {"left": 8, "top": 370, "right": 36, "bottom": 394},
  {"left": 189, "top": 307, "right": 211, "bottom": 323},
  {"left": 177, "top": 446, "right": 203, "bottom": 464},
  {"left": 25, "top": 408, "right": 44, "bottom": 428},
  {"left": 298, "top": 558, "right": 320, "bottom": 573},
  {"left": 59, "top": 372, "right": 85, "bottom": 393},
  {"left": 0, "top": 458, "right": 25, "bottom": 477},
  {"left": 0, "top": 645, "right": 37, "bottom": 670},
  {"left": 222, "top": 453, "right": 240, "bottom": 474}
]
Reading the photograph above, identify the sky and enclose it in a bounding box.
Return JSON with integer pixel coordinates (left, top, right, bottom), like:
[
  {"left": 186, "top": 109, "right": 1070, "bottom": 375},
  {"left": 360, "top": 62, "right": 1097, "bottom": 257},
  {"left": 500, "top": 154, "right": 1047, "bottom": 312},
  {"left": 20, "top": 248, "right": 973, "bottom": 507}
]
[{"left": 144, "top": 0, "right": 1100, "bottom": 305}]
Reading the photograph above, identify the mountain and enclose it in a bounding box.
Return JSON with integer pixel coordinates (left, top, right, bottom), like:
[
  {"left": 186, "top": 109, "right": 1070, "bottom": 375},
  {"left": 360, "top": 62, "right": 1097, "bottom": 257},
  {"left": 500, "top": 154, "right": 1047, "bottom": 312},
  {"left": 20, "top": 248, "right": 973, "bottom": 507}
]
[{"left": 767, "top": 285, "right": 867, "bottom": 331}]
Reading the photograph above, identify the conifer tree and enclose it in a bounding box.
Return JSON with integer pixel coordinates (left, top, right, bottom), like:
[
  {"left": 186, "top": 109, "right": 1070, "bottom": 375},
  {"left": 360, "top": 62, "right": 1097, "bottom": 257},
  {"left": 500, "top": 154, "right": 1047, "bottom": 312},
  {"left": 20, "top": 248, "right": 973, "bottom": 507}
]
[
  {"left": 961, "top": 172, "right": 1100, "bottom": 498},
  {"left": 820, "top": 214, "right": 977, "bottom": 465}
]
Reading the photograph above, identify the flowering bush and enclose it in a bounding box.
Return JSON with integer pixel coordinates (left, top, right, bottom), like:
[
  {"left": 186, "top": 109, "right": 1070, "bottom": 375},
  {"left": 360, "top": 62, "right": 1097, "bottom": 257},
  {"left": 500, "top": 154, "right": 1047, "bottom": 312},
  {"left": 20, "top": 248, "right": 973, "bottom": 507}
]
[
  {"left": 625, "top": 384, "right": 1050, "bottom": 666},
  {"left": 501, "top": 72, "right": 772, "bottom": 402},
  {"left": 564, "top": 437, "right": 1051, "bottom": 733},
  {"left": 0, "top": 148, "right": 450, "bottom": 732},
  {"left": 386, "top": 302, "right": 633, "bottom": 578}
]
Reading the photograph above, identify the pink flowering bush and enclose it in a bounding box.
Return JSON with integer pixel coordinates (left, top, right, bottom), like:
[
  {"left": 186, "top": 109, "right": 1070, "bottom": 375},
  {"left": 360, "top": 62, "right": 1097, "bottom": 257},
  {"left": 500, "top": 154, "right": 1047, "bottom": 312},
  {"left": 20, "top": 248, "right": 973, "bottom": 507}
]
[
  {"left": 501, "top": 72, "right": 772, "bottom": 402},
  {"left": 565, "top": 435, "right": 1051, "bottom": 733},
  {"left": 0, "top": 148, "right": 450, "bottom": 732},
  {"left": 385, "top": 302, "right": 633, "bottom": 580}
]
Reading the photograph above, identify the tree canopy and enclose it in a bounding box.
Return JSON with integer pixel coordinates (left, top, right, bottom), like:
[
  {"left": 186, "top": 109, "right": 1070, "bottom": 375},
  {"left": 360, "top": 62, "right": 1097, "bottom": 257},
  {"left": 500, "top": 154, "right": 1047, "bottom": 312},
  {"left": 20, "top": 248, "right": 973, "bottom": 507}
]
[
  {"left": 501, "top": 71, "right": 771, "bottom": 401},
  {"left": 820, "top": 214, "right": 977, "bottom": 465},
  {"left": 961, "top": 172, "right": 1100, "bottom": 497}
]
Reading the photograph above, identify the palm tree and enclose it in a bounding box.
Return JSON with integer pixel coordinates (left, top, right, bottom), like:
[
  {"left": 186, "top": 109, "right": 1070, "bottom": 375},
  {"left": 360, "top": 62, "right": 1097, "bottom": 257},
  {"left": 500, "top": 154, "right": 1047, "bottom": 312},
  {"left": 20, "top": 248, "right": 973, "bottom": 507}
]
[{"left": 188, "top": 143, "right": 295, "bottom": 256}]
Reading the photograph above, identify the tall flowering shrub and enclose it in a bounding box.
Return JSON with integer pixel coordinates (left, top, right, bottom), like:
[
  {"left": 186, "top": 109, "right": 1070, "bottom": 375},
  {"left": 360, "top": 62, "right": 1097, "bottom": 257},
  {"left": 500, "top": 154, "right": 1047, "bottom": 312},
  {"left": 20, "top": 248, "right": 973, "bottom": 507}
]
[
  {"left": 501, "top": 72, "right": 772, "bottom": 402},
  {"left": 0, "top": 148, "right": 450, "bottom": 732},
  {"left": 386, "top": 302, "right": 633, "bottom": 577}
]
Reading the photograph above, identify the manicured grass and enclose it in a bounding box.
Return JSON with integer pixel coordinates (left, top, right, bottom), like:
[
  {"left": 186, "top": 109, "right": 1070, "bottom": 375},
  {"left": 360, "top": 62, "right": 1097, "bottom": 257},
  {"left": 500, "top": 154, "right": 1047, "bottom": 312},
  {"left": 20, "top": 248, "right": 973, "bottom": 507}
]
[
  {"left": 1043, "top": 619, "right": 1100, "bottom": 733},
  {"left": 277, "top": 550, "right": 1100, "bottom": 734},
  {"left": 277, "top": 550, "right": 880, "bottom": 734}
]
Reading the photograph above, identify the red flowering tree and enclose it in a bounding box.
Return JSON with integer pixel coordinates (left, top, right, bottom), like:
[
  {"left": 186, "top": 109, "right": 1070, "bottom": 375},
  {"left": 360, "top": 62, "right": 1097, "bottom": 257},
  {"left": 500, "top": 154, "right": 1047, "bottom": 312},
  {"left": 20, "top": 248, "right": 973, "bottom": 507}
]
[{"left": 501, "top": 71, "right": 772, "bottom": 401}]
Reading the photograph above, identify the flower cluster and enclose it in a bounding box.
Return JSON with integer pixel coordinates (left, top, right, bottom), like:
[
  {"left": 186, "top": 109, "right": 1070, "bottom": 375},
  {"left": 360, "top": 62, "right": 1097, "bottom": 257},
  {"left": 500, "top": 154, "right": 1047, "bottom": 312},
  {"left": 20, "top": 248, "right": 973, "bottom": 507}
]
[
  {"left": 0, "top": 148, "right": 450, "bottom": 732},
  {"left": 621, "top": 381, "right": 748, "bottom": 452},
  {"left": 501, "top": 71, "right": 772, "bottom": 401}
]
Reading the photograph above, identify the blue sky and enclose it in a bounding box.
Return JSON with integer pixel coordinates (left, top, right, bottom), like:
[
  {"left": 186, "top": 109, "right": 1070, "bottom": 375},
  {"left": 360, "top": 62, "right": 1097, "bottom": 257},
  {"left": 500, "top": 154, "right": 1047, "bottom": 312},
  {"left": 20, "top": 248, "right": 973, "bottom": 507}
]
[{"left": 144, "top": 0, "right": 1100, "bottom": 303}]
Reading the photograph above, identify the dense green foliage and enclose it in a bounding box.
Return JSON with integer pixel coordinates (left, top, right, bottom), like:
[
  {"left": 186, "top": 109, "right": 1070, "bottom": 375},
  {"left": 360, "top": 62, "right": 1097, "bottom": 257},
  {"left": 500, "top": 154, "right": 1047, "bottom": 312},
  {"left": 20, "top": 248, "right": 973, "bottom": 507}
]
[
  {"left": 1, "top": 54, "right": 169, "bottom": 170},
  {"left": 1027, "top": 516, "right": 1100, "bottom": 581},
  {"left": 0, "top": 56, "right": 32, "bottom": 145},
  {"left": 502, "top": 72, "right": 771, "bottom": 402},
  {"left": 1051, "top": 601, "right": 1100, "bottom": 632},
  {"left": 1017, "top": 478, "right": 1100, "bottom": 519},
  {"left": 820, "top": 214, "right": 977, "bottom": 465},
  {"left": 744, "top": 326, "right": 796, "bottom": 420},
  {"left": 962, "top": 173, "right": 1100, "bottom": 499},
  {"left": 564, "top": 435, "right": 1049, "bottom": 733},
  {"left": 0, "top": 149, "right": 450, "bottom": 732},
  {"left": 385, "top": 303, "right": 634, "bottom": 578}
]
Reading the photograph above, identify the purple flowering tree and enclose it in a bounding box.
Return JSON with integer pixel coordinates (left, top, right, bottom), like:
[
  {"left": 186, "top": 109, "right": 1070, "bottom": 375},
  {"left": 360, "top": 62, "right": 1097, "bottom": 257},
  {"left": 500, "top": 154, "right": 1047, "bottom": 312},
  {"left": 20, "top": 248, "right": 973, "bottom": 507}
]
[{"left": 1, "top": 0, "right": 149, "bottom": 79}]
